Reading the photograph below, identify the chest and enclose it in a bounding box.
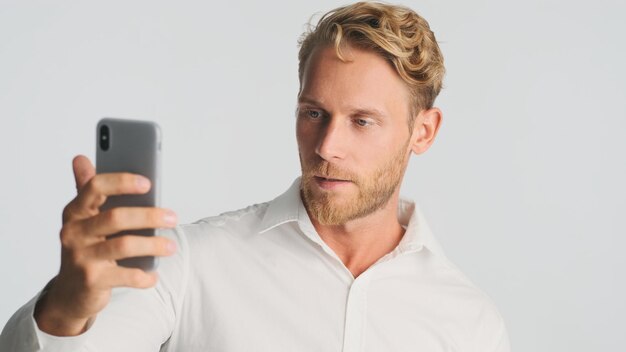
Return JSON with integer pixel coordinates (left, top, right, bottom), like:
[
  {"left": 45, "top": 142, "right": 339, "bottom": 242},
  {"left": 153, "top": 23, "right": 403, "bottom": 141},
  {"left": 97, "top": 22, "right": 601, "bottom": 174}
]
[{"left": 166, "top": 252, "right": 480, "bottom": 352}]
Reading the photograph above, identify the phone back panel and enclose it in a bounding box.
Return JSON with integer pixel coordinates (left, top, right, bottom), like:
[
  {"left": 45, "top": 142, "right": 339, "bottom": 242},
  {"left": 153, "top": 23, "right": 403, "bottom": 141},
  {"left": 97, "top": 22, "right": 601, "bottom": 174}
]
[{"left": 96, "top": 117, "right": 161, "bottom": 271}]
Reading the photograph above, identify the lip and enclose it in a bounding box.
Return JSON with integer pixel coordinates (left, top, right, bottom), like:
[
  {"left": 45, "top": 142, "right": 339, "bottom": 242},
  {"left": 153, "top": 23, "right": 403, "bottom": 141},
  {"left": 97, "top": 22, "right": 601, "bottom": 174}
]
[{"left": 314, "top": 176, "right": 352, "bottom": 190}]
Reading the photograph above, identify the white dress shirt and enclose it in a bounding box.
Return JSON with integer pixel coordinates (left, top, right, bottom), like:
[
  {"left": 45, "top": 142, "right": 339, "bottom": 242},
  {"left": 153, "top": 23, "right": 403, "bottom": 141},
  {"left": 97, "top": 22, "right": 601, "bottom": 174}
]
[{"left": 0, "top": 178, "right": 510, "bottom": 351}]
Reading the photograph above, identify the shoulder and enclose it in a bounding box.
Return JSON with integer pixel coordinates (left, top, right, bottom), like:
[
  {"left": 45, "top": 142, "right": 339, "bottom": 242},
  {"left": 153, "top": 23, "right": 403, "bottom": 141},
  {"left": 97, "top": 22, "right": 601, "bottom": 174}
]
[
  {"left": 168, "top": 202, "right": 272, "bottom": 255},
  {"left": 184, "top": 202, "right": 269, "bottom": 234},
  {"left": 155, "top": 202, "right": 274, "bottom": 294}
]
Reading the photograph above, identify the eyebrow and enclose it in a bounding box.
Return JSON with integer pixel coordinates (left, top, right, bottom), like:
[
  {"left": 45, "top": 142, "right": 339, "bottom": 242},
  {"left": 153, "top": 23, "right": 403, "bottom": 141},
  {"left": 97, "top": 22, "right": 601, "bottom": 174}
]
[{"left": 297, "top": 96, "right": 387, "bottom": 118}]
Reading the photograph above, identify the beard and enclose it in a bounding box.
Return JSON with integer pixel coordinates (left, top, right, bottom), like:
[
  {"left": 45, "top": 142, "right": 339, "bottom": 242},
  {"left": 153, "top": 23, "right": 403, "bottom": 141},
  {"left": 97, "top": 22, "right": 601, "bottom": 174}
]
[{"left": 300, "top": 138, "right": 410, "bottom": 225}]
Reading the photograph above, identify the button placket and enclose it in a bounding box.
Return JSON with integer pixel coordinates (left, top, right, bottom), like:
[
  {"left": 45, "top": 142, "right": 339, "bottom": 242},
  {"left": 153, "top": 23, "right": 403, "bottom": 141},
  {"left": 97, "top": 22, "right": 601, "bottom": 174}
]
[{"left": 341, "top": 274, "right": 371, "bottom": 352}]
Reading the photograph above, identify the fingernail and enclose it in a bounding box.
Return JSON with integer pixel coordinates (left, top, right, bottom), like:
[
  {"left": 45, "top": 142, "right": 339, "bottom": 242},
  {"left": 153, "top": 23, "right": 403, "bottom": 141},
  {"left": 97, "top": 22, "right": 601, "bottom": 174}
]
[
  {"left": 166, "top": 241, "right": 177, "bottom": 254},
  {"left": 136, "top": 176, "right": 151, "bottom": 191},
  {"left": 163, "top": 210, "right": 177, "bottom": 226}
]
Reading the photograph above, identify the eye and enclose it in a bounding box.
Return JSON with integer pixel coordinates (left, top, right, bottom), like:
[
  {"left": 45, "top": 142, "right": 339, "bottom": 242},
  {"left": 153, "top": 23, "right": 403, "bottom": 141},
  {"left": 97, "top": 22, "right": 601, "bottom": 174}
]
[
  {"left": 305, "top": 109, "right": 323, "bottom": 119},
  {"left": 301, "top": 108, "right": 324, "bottom": 120},
  {"left": 355, "top": 118, "right": 371, "bottom": 127}
]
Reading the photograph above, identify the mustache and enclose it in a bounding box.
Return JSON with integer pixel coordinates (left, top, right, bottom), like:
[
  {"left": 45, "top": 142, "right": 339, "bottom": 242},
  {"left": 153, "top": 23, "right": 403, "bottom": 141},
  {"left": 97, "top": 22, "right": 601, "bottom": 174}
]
[{"left": 302, "top": 160, "right": 357, "bottom": 182}]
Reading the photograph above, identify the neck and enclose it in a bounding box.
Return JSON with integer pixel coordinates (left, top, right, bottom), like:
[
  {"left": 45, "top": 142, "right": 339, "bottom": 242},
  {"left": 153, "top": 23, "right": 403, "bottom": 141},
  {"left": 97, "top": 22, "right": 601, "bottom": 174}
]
[{"left": 307, "top": 192, "right": 405, "bottom": 279}]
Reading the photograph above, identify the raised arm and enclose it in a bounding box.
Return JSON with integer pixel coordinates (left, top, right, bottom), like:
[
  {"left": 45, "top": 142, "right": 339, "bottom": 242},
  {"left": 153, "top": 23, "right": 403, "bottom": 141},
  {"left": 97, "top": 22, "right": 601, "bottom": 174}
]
[{"left": 0, "top": 155, "right": 182, "bottom": 351}]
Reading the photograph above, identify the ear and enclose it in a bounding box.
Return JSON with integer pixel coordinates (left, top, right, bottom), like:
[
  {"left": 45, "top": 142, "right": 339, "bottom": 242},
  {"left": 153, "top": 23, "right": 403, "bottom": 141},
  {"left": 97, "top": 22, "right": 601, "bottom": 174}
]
[{"left": 410, "top": 107, "right": 442, "bottom": 155}]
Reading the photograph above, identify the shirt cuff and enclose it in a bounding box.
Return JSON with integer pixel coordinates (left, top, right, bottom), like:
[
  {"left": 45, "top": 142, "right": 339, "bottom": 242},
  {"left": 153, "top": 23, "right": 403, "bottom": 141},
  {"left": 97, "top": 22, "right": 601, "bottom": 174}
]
[
  {"left": 4, "top": 287, "right": 93, "bottom": 352},
  {"left": 0, "top": 286, "right": 92, "bottom": 352},
  {"left": 30, "top": 284, "right": 97, "bottom": 352}
]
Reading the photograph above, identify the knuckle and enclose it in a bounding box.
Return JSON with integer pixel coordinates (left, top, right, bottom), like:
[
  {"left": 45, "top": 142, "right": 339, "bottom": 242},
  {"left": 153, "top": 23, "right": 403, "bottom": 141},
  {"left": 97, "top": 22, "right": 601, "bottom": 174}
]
[
  {"left": 94, "top": 194, "right": 107, "bottom": 207},
  {"left": 85, "top": 176, "right": 100, "bottom": 193},
  {"left": 59, "top": 225, "right": 75, "bottom": 248},
  {"left": 67, "top": 247, "right": 85, "bottom": 264},
  {"left": 129, "top": 269, "right": 148, "bottom": 285},
  {"left": 105, "top": 208, "right": 124, "bottom": 227},
  {"left": 81, "top": 265, "right": 100, "bottom": 288},
  {"left": 113, "top": 237, "right": 133, "bottom": 255},
  {"left": 119, "top": 173, "right": 136, "bottom": 192},
  {"left": 62, "top": 204, "right": 73, "bottom": 222}
]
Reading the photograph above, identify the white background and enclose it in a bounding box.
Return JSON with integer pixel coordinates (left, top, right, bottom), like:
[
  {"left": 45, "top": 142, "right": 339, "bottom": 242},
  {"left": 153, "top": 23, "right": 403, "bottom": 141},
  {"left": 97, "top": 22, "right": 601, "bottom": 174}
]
[{"left": 1, "top": 0, "right": 624, "bottom": 350}]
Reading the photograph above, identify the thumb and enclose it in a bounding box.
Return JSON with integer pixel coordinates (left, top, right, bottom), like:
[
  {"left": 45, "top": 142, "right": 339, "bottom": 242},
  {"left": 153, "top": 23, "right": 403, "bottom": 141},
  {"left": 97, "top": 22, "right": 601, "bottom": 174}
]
[{"left": 72, "top": 155, "right": 95, "bottom": 193}]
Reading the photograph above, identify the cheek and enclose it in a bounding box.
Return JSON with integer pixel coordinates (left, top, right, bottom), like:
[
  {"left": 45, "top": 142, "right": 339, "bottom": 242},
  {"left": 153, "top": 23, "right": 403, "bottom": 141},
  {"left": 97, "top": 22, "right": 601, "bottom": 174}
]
[
  {"left": 295, "top": 129, "right": 305, "bottom": 152},
  {"left": 357, "top": 134, "right": 406, "bottom": 169},
  {"left": 295, "top": 121, "right": 314, "bottom": 151}
]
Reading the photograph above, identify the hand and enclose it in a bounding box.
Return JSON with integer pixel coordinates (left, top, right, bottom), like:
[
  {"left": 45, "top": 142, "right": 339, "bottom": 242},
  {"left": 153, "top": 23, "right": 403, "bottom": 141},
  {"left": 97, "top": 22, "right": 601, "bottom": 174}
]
[{"left": 34, "top": 155, "right": 177, "bottom": 336}]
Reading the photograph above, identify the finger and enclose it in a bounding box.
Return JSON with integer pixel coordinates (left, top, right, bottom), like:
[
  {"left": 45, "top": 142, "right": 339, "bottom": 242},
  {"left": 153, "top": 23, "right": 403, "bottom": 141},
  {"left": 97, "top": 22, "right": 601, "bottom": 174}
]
[
  {"left": 100, "top": 267, "right": 159, "bottom": 289},
  {"left": 88, "top": 235, "right": 176, "bottom": 261},
  {"left": 65, "top": 173, "right": 152, "bottom": 222},
  {"left": 73, "top": 155, "right": 96, "bottom": 193},
  {"left": 77, "top": 207, "right": 177, "bottom": 238}
]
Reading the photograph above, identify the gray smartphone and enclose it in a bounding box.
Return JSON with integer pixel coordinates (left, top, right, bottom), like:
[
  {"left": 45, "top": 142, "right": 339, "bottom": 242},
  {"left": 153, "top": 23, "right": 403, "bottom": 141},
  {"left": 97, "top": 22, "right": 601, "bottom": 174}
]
[{"left": 96, "top": 117, "right": 161, "bottom": 271}]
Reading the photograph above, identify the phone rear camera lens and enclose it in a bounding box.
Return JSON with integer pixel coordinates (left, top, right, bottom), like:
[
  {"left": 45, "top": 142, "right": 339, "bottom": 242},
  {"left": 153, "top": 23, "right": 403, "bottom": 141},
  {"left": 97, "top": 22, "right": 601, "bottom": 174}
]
[{"left": 100, "top": 125, "right": 110, "bottom": 151}]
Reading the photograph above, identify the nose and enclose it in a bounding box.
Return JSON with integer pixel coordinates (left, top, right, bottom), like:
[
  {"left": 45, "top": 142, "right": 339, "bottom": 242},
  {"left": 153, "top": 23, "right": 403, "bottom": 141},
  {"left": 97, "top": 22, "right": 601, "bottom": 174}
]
[{"left": 315, "top": 117, "right": 347, "bottom": 161}]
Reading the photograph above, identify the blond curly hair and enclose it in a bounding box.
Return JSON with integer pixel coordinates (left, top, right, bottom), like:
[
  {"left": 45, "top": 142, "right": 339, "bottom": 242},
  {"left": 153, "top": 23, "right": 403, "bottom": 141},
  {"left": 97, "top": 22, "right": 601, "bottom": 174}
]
[{"left": 298, "top": 1, "right": 445, "bottom": 124}]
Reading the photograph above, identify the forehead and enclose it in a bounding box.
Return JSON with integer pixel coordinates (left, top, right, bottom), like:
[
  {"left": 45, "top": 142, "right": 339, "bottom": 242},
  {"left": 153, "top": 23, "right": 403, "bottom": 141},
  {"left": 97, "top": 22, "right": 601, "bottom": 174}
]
[{"left": 299, "top": 45, "right": 411, "bottom": 116}]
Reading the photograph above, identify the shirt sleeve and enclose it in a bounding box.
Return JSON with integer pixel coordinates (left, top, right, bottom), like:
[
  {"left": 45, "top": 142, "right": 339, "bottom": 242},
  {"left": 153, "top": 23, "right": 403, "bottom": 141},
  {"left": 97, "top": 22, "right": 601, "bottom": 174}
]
[
  {"left": 488, "top": 315, "right": 511, "bottom": 352},
  {"left": 475, "top": 299, "right": 512, "bottom": 352},
  {"left": 0, "top": 226, "right": 189, "bottom": 352}
]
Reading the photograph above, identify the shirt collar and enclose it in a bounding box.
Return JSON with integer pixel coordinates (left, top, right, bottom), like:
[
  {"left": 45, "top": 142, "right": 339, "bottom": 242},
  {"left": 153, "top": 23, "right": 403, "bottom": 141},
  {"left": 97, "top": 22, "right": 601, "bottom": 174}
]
[
  {"left": 258, "top": 178, "right": 302, "bottom": 234},
  {"left": 259, "top": 177, "right": 444, "bottom": 257}
]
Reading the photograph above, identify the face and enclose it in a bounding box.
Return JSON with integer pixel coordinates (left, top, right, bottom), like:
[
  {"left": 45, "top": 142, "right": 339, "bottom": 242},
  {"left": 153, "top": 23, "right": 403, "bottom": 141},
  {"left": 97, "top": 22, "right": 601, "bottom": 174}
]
[{"left": 296, "top": 44, "right": 415, "bottom": 225}]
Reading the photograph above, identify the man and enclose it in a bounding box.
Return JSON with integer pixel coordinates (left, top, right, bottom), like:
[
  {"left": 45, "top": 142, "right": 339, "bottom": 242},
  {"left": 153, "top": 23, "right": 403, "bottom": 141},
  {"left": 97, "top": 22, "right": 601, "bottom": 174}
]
[{"left": 1, "top": 2, "right": 510, "bottom": 351}]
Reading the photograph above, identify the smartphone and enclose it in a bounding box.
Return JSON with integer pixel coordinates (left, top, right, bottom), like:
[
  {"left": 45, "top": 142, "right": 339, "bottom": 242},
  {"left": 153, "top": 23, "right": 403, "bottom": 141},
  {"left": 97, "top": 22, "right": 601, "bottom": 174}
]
[{"left": 96, "top": 117, "right": 161, "bottom": 271}]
